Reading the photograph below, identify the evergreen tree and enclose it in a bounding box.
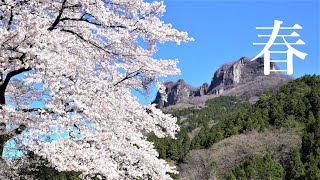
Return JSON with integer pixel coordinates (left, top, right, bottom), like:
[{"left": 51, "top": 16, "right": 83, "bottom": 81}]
[
  {"left": 167, "top": 141, "right": 179, "bottom": 161},
  {"left": 308, "top": 88, "right": 320, "bottom": 117},
  {"left": 226, "top": 154, "right": 284, "bottom": 179},
  {"left": 182, "top": 134, "right": 191, "bottom": 158},
  {"left": 287, "top": 147, "right": 305, "bottom": 179},
  {"left": 304, "top": 155, "right": 320, "bottom": 180},
  {"left": 302, "top": 111, "right": 317, "bottom": 160},
  {"left": 225, "top": 171, "right": 237, "bottom": 180}
]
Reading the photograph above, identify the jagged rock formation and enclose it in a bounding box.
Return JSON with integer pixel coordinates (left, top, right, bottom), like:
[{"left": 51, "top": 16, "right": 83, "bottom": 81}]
[
  {"left": 153, "top": 57, "right": 291, "bottom": 108},
  {"left": 153, "top": 79, "right": 197, "bottom": 108},
  {"left": 195, "top": 83, "right": 209, "bottom": 96}
]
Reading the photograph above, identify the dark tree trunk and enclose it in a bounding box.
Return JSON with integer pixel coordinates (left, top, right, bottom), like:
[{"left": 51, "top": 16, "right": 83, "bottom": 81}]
[
  {"left": 0, "top": 92, "right": 5, "bottom": 105},
  {"left": 0, "top": 72, "right": 4, "bottom": 158},
  {"left": 0, "top": 134, "right": 11, "bottom": 159},
  {"left": 0, "top": 125, "right": 26, "bottom": 159},
  {"left": 0, "top": 72, "right": 3, "bottom": 104},
  {"left": 0, "top": 69, "right": 30, "bottom": 158}
]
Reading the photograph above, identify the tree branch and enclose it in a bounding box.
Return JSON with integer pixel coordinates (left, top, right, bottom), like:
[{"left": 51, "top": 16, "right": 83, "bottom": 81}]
[
  {"left": 113, "top": 70, "right": 141, "bottom": 87},
  {"left": 7, "top": 8, "right": 13, "bottom": 31},
  {"left": 48, "top": 0, "right": 67, "bottom": 31},
  {"left": 60, "top": 17, "right": 102, "bottom": 26},
  {"left": 61, "top": 29, "right": 116, "bottom": 55},
  {"left": 0, "top": 67, "right": 31, "bottom": 104},
  {"left": 0, "top": 124, "right": 26, "bottom": 158},
  {"left": 60, "top": 16, "right": 127, "bottom": 29},
  {"left": 20, "top": 106, "right": 83, "bottom": 114}
]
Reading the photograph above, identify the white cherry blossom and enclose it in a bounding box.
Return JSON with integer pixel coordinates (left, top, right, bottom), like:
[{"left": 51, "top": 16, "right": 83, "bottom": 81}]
[{"left": 0, "top": 0, "right": 193, "bottom": 179}]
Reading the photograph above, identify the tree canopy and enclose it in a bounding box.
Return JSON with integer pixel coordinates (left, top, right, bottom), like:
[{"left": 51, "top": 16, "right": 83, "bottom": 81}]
[{"left": 0, "top": 0, "right": 192, "bottom": 179}]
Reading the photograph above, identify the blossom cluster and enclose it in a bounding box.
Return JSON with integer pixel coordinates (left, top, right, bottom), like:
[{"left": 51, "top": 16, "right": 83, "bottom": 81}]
[{"left": 0, "top": 0, "right": 192, "bottom": 179}]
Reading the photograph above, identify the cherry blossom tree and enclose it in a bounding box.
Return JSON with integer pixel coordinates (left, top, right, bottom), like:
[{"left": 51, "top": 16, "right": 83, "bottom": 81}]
[{"left": 0, "top": 0, "right": 192, "bottom": 179}]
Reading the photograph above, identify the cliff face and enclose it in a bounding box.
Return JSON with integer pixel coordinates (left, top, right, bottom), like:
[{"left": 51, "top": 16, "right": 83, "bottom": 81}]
[
  {"left": 207, "top": 57, "right": 278, "bottom": 94},
  {"left": 153, "top": 57, "right": 290, "bottom": 108},
  {"left": 153, "top": 79, "right": 196, "bottom": 108}
]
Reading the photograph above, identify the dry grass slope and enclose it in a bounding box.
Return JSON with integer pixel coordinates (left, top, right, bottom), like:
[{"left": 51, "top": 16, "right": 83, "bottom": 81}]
[{"left": 178, "top": 128, "right": 301, "bottom": 180}]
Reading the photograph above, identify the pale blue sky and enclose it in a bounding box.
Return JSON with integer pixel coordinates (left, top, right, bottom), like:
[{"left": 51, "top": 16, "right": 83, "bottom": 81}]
[{"left": 138, "top": 0, "right": 320, "bottom": 104}]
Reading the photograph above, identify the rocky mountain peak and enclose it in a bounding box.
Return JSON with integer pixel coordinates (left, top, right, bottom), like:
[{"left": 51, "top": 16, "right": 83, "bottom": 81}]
[
  {"left": 153, "top": 79, "right": 195, "bottom": 108},
  {"left": 153, "top": 57, "right": 290, "bottom": 108},
  {"left": 177, "top": 79, "right": 186, "bottom": 84},
  {"left": 206, "top": 57, "right": 278, "bottom": 94}
]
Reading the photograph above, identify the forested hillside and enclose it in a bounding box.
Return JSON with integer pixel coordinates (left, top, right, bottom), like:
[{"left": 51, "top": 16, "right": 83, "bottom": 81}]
[
  {"left": 7, "top": 75, "right": 320, "bottom": 179},
  {"left": 155, "top": 75, "right": 320, "bottom": 179},
  {"left": 73, "top": 75, "right": 320, "bottom": 179},
  {"left": 148, "top": 96, "right": 250, "bottom": 163}
]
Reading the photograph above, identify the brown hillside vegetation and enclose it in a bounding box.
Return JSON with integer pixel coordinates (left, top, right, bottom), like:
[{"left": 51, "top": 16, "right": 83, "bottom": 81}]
[{"left": 178, "top": 128, "right": 301, "bottom": 180}]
